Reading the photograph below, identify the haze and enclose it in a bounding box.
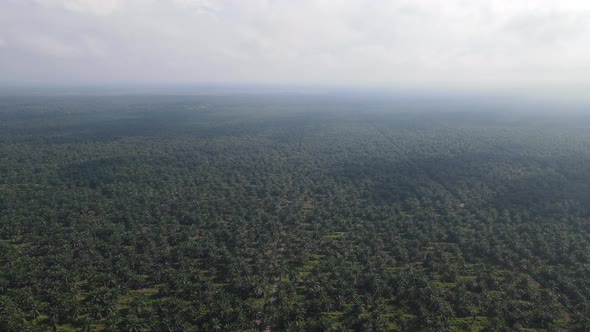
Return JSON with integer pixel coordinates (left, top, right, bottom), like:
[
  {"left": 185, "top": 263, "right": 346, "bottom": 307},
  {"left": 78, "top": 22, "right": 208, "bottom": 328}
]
[{"left": 2, "top": 0, "right": 590, "bottom": 100}]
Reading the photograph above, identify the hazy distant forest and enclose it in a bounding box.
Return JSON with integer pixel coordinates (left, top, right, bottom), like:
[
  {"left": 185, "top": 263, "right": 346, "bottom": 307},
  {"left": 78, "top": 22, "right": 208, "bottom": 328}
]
[{"left": 2, "top": 94, "right": 590, "bottom": 331}]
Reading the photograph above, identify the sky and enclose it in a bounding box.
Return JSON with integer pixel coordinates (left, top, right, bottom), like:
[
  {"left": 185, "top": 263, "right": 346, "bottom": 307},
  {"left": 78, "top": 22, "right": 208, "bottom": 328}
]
[{"left": 1, "top": 0, "right": 590, "bottom": 95}]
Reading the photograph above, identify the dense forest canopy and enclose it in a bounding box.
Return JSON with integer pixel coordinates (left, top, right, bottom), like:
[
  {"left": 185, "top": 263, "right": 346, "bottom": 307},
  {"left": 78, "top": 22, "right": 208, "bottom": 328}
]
[{"left": 1, "top": 94, "right": 590, "bottom": 331}]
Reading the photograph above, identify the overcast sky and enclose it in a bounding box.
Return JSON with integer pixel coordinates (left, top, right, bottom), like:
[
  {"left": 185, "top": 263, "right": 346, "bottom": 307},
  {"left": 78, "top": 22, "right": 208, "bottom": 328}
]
[{"left": 1, "top": 0, "right": 590, "bottom": 93}]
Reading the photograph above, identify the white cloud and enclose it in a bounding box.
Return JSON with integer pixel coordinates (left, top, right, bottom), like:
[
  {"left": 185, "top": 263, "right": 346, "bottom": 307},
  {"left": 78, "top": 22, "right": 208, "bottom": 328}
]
[
  {"left": 10, "top": 32, "right": 107, "bottom": 58},
  {"left": 172, "top": 0, "right": 219, "bottom": 15},
  {"left": 20, "top": 34, "right": 80, "bottom": 57},
  {"left": 2, "top": 0, "right": 590, "bottom": 89},
  {"left": 81, "top": 35, "right": 107, "bottom": 57},
  {"left": 33, "top": 0, "right": 122, "bottom": 15}
]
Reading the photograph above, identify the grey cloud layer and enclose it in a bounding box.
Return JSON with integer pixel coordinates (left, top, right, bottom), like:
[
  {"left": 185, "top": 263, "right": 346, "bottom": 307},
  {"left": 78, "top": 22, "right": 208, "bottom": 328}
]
[{"left": 2, "top": 0, "right": 590, "bottom": 87}]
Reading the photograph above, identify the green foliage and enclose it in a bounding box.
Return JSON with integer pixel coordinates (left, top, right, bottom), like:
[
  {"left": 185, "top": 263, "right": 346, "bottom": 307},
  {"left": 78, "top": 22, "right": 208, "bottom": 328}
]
[{"left": 0, "top": 95, "right": 589, "bottom": 330}]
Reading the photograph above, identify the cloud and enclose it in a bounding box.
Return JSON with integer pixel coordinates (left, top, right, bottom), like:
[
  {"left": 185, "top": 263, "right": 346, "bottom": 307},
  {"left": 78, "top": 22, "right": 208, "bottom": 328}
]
[
  {"left": 81, "top": 35, "right": 107, "bottom": 57},
  {"left": 32, "top": 0, "right": 122, "bottom": 15},
  {"left": 20, "top": 34, "right": 80, "bottom": 57},
  {"left": 8, "top": 32, "right": 107, "bottom": 58},
  {"left": 172, "top": 0, "right": 220, "bottom": 15},
  {"left": 1, "top": 0, "right": 590, "bottom": 89}
]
